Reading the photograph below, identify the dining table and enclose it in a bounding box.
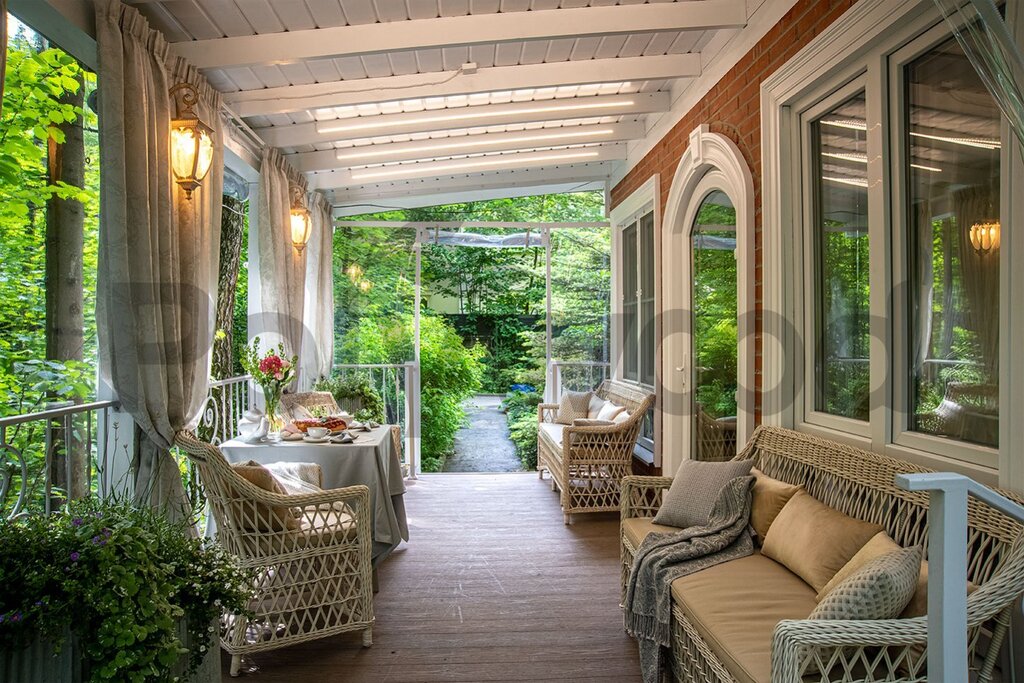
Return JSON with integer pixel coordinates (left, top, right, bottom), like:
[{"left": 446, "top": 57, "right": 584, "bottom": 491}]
[{"left": 219, "top": 425, "right": 409, "bottom": 565}]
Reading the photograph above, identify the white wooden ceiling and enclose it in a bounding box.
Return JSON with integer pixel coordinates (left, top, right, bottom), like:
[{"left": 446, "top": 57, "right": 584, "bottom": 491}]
[{"left": 129, "top": 0, "right": 750, "bottom": 210}]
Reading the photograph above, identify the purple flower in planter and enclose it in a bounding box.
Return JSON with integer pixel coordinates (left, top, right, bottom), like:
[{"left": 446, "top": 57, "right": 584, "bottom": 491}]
[
  {"left": 71, "top": 517, "right": 83, "bottom": 527},
  {"left": 11, "top": 612, "right": 21, "bottom": 623},
  {"left": 70, "top": 551, "right": 80, "bottom": 562},
  {"left": 91, "top": 535, "right": 101, "bottom": 545},
  {"left": 102, "top": 528, "right": 111, "bottom": 537},
  {"left": 0, "top": 614, "right": 6, "bottom": 624}
]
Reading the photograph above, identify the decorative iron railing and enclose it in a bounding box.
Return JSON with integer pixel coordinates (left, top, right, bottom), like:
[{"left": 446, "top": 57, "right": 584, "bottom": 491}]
[
  {"left": 197, "top": 374, "right": 253, "bottom": 445},
  {"left": 0, "top": 400, "right": 120, "bottom": 520}
]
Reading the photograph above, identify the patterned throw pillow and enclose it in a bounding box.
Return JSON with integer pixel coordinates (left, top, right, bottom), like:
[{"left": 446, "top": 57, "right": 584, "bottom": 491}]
[
  {"left": 809, "top": 545, "right": 923, "bottom": 621},
  {"left": 556, "top": 390, "right": 592, "bottom": 425},
  {"left": 653, "top": 458, "right": 755, "bottom": 529}
]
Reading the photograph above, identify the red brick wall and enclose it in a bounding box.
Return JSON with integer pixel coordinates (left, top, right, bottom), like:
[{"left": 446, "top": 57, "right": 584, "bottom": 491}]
[{"left": 611, "top": 0, "right": 857, "bottom": 424}]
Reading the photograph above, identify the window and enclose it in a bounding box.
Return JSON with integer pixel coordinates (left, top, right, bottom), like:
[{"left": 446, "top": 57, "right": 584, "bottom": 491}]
[
  {"left": 810, "top": 91, "right": 871, "bottom": 421},
  {"left": 621, "top": 210, "right": 655, "bottom": 386},
  {"left": 905, "top": 35, "right": 1000, "bottom": 449}
]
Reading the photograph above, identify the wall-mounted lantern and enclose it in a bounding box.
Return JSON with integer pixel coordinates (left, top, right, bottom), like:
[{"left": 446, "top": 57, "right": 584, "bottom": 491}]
[
  {"left": 969, "top": 220, "right": 1000, "bottom": 255},
  {"left": 169, "top": 83, "right": 214, "bottom": 199},
  {"left": 290, "top": 185, "right": 312, "bottom": 252}
]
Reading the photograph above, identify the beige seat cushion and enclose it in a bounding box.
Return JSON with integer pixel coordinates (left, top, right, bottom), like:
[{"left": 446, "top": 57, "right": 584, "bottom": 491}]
[
  {"left": 762, "top": 490, "right": 883, "bottom": 594},
  {"left": 622, "top": 517, "right": 683, "bottom": 548},
  {"left": 750, "top": 468, "right": 802, "bottom": 541},
  {"left": 539, "top": 422, "right": 565, "bottom": 450},
  {"left": 671, "top": 553, "right": 818, "bottom": 683}
]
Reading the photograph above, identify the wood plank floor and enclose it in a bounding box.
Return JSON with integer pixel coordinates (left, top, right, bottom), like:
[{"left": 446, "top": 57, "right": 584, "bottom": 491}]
[{"left": 224, "top": 472, "right": 641, "bottom": 682}]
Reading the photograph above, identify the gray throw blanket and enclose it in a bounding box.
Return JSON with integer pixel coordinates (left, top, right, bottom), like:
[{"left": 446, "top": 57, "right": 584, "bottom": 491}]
[{"left": 623, "top": 475, "right": 755, "bottom": 683}]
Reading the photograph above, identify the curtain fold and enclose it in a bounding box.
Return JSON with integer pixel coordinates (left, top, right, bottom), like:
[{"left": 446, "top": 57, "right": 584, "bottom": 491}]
[
  {"left": 256, "top": 148, "right": 307, "bottom": 363},
  {"left": 953, "top": 186, "right": 1000, "bottom": 378},
  {"left": 94, "top": 0, "right": 223, "bottom": 520},
  {"left": 299, "top": 190, "right": 335, "bottom": 389}
]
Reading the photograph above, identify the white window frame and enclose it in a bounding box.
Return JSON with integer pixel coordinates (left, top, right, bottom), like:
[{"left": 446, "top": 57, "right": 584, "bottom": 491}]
[
  {"left": 762, "top": 0, "right": 1022, "bottom": 488},
  {"left": 610, "top": 175, "right": 660, "bottom": 460}
]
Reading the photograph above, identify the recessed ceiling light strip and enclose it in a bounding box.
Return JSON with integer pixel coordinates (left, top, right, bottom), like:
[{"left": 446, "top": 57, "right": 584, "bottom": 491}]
[
  {"left": 336, "top": 128, "right": 615, "bottom": 162},
  {"left": 350, "top": 150, "right": 601, "bottom": 180}
]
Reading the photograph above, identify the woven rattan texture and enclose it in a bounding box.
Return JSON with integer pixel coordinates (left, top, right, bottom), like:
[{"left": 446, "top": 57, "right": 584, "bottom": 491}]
[{"left": 620, "top": 425, "right": 1024, "bottom": 683}]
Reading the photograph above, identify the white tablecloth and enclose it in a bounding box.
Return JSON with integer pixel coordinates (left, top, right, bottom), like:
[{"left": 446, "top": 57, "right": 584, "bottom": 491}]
[{"left": 220, "top": 427, "right": 409, "bottom": 563}]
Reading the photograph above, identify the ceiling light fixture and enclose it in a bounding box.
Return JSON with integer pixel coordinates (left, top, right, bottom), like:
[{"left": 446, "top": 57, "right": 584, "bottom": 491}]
[
  {"left": 336, "top": 128, "right": 615, "bottom": 162},
  {"left": 350, "top": 150, "right": 601, "bottom": 181},
  {"left": 316, "top": 99, "right": 635, "bottom": 135}
]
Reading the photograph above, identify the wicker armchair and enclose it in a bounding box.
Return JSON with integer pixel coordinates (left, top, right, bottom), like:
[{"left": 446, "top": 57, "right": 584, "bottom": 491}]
[
  {"left": 174, "top": 432, "right": 374, "bottom": 677},
  {"left": 538, "top": 380, "right": 655, "bottom": 524},
  {"left": 620, "top": 425, "right": 1024, "bottom": 683},
  {"left": 280, "top": 391, "right": 341, "bottom": 421},
  {"left": 695, "top": 405, "right": 737, "bottom": 462}
]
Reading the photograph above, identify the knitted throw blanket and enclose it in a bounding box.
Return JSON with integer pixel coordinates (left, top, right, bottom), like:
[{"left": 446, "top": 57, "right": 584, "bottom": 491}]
[{"left": 623, "top": 475, "right": 755, "bottom": 683}]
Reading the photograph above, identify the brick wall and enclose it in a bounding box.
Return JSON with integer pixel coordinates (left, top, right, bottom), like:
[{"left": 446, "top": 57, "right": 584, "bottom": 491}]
[{"left": 611, "top": 0, "right": 857, "bottom": 425}]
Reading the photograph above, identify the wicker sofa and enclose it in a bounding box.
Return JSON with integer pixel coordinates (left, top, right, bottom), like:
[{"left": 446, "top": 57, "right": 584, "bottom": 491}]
[
  {"left": 620, "top": 425, "right": 1024, "bottom": 683},
  {"left": 538, "top": 380, "right": 655, "bottom": 523}
]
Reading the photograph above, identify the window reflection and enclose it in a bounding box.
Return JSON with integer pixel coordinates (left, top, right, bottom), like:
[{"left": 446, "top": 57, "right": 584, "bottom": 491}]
[
  {"left": 907, "top": 35, "right": 1000, "bottom": 448},
  {"left": 811, "top": 91, "right": 871, "bottom": 421}
]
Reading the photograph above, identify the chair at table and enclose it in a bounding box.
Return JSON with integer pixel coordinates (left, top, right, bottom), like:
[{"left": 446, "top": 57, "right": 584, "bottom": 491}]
[
  {"left": 281, "top": 391, "right": 341, "bottom": 421},
  {"left": 174, "top": 431, "right": 374, "bottom": 677},
  {"left": 695, "top": 405, "right": 738, "bottom": 462}
]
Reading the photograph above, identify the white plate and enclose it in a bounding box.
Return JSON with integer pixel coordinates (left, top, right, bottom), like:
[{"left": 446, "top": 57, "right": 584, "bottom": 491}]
[{"left": 302, "top": 435, "right": 330, "bottom": 443}]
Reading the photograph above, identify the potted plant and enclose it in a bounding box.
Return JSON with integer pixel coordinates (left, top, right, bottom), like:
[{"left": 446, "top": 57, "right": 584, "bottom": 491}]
[
  {"left": 240, "top": 337, "right": 298, "bottom": 436},
  {"left": 0, "top": 499, "right": 252, "bottom": 682}
]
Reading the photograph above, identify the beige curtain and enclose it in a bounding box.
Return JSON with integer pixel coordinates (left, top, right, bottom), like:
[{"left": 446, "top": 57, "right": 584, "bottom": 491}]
[
  {"left": 954, "top": 186, "right": 1000, "bottom": 378},
  {"left": 94, "top": 0, "right": 223, "bottom": 520},
  {"left": 256, "top": 148, "right": 307, "bottom": 362},
  {"left": 912, "top": 201, "right": 934, "bottom": 371},
  {"left": 299, "top": 190, "right": 335, "bottom": 389}
]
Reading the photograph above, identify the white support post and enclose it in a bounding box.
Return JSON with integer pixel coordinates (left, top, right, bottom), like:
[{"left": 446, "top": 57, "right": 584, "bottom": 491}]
[
  {"left": 411, "top": 230, "right": 423, "bottom": 478},
  {"left": 896, "top": 472, "right": 972, "bottom": 682},
  {"left": 544, "top": 227, "right": 554, "bottom": 402}
]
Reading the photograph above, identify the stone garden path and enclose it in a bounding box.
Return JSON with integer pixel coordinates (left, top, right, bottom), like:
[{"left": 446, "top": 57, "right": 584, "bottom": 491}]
[{"left": 442, "top": 395, "right": 525, "bottom": 472}]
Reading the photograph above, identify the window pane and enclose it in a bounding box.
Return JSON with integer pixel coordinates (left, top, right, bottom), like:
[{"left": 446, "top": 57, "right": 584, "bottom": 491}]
[
  {"left": 907, "top": 36, "right": 1000, "bottom": 448},
  {"left": 639, "top": 211, "right": 656, "bottom": 386},
  {"left": 811, "top": 91, "right": 871, "bottom": 421},
  {"left": 692, "top": 190, "right": 738, "bottom": 428},
  {"left": 622, "top": 223, "right": 638, "bottom": 381}
]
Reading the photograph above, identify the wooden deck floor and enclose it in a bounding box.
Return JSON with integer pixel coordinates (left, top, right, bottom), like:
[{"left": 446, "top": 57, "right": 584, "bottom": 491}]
[{"left": 225, "top": 472, "right": 641, "bottom": 682}]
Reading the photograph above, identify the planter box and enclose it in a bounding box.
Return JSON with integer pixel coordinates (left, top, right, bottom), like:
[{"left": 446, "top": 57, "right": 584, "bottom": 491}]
[{"left": 0, "top": 620, "right": 219, "bottom": 682}]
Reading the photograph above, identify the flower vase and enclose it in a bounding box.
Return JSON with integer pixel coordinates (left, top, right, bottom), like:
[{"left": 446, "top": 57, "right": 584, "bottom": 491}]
[{"left": 264, "top": 388, "right": 284, "bottom": 441}]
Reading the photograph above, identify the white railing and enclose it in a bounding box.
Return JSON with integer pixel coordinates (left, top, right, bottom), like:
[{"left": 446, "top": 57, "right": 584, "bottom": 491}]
[
  {"left": 0, "top": 400, "right": 121, "bottom": 519},
  {"left": 197, "top": 374, "right": 253, "bottom": 445},
  {"left": 895, "top": 472, "right": 1024, "bottom": 682},
  {"left": 545, "top": 360, "right": 611, "bottom": 403},
  {"left": 332, "top": 363, "right": 421, "bottom": 478}
]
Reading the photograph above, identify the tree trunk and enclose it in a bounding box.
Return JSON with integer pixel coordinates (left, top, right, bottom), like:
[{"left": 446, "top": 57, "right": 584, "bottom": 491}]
[
  {"left": 45, "top": 77, "right": 86, "bottom": 501},
  {"left": 212, "top": 195, "right": 246, "bottom": 380}
]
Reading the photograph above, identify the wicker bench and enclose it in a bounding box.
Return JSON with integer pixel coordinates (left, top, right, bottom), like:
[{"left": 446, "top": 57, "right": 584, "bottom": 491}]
[
  {"left": 538, "top": 380, "right": 655, "bottom": 524},
  {"left": 620, "top": 425, "right": 1024, "bottom": 682}
]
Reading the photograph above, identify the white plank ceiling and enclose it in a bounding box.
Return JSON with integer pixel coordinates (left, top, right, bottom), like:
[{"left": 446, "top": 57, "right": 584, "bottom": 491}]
[{"left": 129, "top": 0, "right": 750, "bottom": 209}]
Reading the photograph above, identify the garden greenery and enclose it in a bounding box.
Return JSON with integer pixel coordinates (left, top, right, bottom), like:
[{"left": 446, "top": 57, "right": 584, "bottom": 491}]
[
  {"left": 503, "top": 389, "right": 543, "bottom": 470},
  {"left": 314, "top": 373, "right": 387, "bottom": 424},
  {"left": 0, "top": 500, "right": 251, "bottom": 682}
]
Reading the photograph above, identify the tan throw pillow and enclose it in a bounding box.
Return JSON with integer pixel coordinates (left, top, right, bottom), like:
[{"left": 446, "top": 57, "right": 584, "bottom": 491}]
[
  {"left": 231, "top": 460, "right": 300, "bottom": 532},
  {"left": 596, "top": 401, "right": 625, "bottom": 422},
  {"left": 817, "top": 531, "right": 902, "bottom": 601},
  {"left": 749, "top": 468, "right": 802, "bottom": 541},
  {"left": 653, "top": 458, "right": 755, "bottom": 529},
  {"left": 556, "top": 390, "right": 592, "bottom": 425},
  {"left": 587, "top": 394, "right": 608, "bottom": 419},
  {"left": 761, "top": 490, "right": 883, "bottom": 594},
  {"left": 809, "top": 545, "right": 923, "bottom": 621},
  {"left": 899, "top": 559, "right": 978, "bottom": 618}
]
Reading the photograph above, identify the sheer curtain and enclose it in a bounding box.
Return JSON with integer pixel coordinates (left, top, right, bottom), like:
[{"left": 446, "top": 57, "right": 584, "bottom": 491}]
[
  {"left": 300, "top": 190, "right": 335, "bottom": 388},
  {"left": 256, "top": 148, "right": 307, "bottom": 363},
  {"left": 94, "top": 0, "right": 223, "bottom": 520},
  {"left": 954, "top": 186, "right": 1000, "bottom": 378}
]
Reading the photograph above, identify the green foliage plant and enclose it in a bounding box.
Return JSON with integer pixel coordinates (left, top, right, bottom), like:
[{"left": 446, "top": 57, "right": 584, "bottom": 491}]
[
  {"left": 0, "top": 499, "right": 252, "bottom": 682},
  {"left": 502, "top": 389, "right": 543, "bottom": 469},
  {"left": 314, "top": 374, "right": 386, "bottom": 423}
]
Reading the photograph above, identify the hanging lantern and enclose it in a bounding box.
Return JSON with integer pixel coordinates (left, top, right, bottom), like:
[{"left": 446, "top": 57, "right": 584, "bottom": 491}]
[
  {"left": 969, "top": 220, "right": 1000, "bottom": 255},
  {"left": 290, "top": 185, "right": 312, "bottom": 252},
  {"left": 169, "top": 83, "right": 214, "bottom": 199}
]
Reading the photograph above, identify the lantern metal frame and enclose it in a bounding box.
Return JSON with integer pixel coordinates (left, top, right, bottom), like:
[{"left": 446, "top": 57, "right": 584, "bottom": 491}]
[
  {"left": 169, "top": 82, "right": 214, "bottom": 199},
  {"left": 290, "top": 184, "right": 312, "bottom": 253}
]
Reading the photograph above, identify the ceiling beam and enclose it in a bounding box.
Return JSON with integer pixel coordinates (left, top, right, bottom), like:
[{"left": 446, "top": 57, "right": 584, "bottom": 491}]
[
  {"left": 328, "top": 166, "right": 612, "bottom": 212},
  {"left": 259, "top": 92, "right": 668, "bottom": 148},
  {"left": 289, "top": 121, "right": 643, "bottom": 172},
  {"left": 171, "top": 1, "right": 745, "bottom": 70},
  {"left": 307, "top": 144, "right": 626, "bottom": 189},
  {"left": 226, "top": 54, "right": 700, "bottom": 117}
]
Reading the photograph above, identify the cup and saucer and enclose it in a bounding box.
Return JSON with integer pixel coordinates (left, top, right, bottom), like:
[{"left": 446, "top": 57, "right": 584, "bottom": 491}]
[{"left": 303, "top": 427, "right": 332, "bottom": 443}]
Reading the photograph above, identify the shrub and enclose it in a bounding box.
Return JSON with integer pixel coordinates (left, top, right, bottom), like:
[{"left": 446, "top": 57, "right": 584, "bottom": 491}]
[
  {"left": 338, "top": 313, "right": 485, "bottom": 471},
  {"left": 502, "top": 389, "right": 543, "bottom": 469},
  {"left": 0, "top": 499, "right": 251, "bottom": 682},
  {"left": 315, "top": 374, "right": 386, "bottom": 423}
]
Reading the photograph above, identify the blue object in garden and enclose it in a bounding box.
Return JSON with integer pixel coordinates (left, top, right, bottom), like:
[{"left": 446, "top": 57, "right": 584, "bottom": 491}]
[{"left": 509, "top": 384, "right": 535, "bottom": 394}]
